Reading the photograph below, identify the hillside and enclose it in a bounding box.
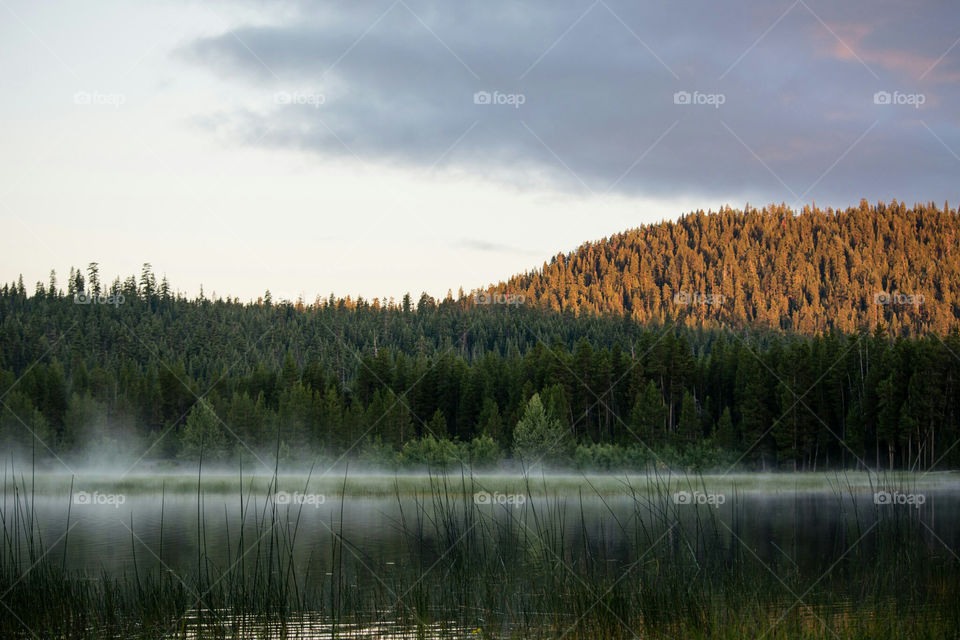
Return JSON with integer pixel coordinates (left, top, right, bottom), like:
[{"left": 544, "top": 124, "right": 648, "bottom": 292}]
[
  {"left": 488, "top": 200, "right": 959, "bottom": 335},
  {"left": 2, "top": 275, "right": 960, "bottom": 471},
  {"left": 3, "top": 200, "right": 960, "bottom": 471}
]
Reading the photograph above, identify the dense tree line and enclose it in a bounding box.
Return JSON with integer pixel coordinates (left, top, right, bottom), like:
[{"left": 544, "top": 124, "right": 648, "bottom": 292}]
[
  {"left": 495, "top": 200, "right": 960, "bottom": 335},
  {"left": 1, "top": 266, "right": 958, "bottom": 471}
]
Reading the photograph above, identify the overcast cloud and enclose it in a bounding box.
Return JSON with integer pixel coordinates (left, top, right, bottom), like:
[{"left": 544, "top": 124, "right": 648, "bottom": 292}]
[
  {"left": 182, "top": 0, "right": 960, "bottom": 205},
  {"left": 2, "top": 0, "right": 959, "bottom": 301}
]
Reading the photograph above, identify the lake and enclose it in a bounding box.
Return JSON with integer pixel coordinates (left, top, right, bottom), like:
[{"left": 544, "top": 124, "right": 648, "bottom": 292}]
[{"left": 3, "top": 470, "right": 960, "bottom": 638}]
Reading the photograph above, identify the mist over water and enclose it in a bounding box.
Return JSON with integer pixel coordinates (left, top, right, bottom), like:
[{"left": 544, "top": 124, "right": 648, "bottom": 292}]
[
  {"left": 19, "top": 467, "right": 960, "bottom": 578},
  {"left": 5, "top": 458, "right": 960, "bottom": 638}
]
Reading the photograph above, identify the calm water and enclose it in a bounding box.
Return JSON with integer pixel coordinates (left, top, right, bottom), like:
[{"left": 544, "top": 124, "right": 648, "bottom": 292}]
[
  {"left": 19, "top": 474, "right": 960, "bottom": 577},
  {"left": 6, "top": 472, "right": 960, "bottom": 638}
]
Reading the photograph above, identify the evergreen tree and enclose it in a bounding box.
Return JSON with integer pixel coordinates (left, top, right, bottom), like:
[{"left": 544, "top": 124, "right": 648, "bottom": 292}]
[
  {"left": 513, "top": 393, "right": 573, "bottom": 465},
  {"left": 715, "top": 407, "right": 736, "bottom": 449},
  {"left": 477, "top": 397, "right": 505, "bottom": 447},
  {"left": 87, "top": 262, "right": 101, "bottom": 296},
  {"left": 677, "top": 390, "right": 699, "bottom": 443},
  {"left": 0, "top": 391, "right": 52, "bottom": 456},
  {"left": 179, "top": 401, "right": 229, "bottom": 461},
  {"left": 425, "top": 408, "right": 448, "bottom": 439},
  {"left": 629, "top": 380, "right": 667, "bottom": 446},
  {"left": 140, "top": 263, "right": 156, "bottom": 299}
]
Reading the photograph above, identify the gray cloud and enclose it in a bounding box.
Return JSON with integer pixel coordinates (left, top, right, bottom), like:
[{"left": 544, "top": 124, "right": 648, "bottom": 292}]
[{"left": 180, "top": 0, "right": 960, "bottom": 206}]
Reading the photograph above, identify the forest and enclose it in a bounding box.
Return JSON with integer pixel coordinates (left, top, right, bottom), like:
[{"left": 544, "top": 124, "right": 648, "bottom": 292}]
[
  {"left": 1, "top": 241, "right": 958, "bottom": 471},
  {"left": 499, "top": 199, "right": 960, "bottom": 335}
]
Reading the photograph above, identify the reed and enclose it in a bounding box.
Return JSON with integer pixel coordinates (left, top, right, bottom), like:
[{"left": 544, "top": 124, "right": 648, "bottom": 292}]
[{"left": 0, "top": 461, "right": 957, "bottom": 639}]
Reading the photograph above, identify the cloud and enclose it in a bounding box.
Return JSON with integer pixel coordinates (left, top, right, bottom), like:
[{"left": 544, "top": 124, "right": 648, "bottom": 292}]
[
  {"left": 456, "top": 238, "right": 541, "bottom": 255},
  {"left": 178, "top": 0, "right": 960, "bottom": 206},
  {"left": 811, "top": 17, "right": 960, "bottom": 83}
]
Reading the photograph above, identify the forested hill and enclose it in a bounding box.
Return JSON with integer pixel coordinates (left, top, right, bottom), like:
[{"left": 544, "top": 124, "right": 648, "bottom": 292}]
[
  {"left": 2, "top": 281, "right": 960, "bottom": 471},
  {"left": 488, "top": 200, "right": 959, "bottom": 335}
]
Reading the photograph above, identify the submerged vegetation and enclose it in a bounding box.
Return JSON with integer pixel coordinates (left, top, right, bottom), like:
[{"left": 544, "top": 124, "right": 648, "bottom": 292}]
[{"left": 2, "top": 464, "right": 958, "bottom": 639}]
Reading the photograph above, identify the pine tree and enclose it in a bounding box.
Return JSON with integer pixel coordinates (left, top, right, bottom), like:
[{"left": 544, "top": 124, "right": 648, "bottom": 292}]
[
  {"left": 139, "top": 263, "right": 156, "bottom": 299},
  {"left": 512, "top": 393, "right": 573, "bottom": 465},
  {"left": 179, "top": 401, "right": 229, "bottom": 461},
  {"left": 425, "top": 408, "right": 448, "bottom": 439},
  {"left": 316, "top": 386, "right": 344, "bottom": 449},
  {"left": 87, "top": 262, "right": 101, "bottom": 296},
  {"left": 478, "top": 397, "right": 505, "bottom": 447},
  {"left": 677, "top": 390, "right": 699, "bottom": 443},
  {"left": 629, "top": 380, "right": 667, "bottom": 446},
  {"left": 715, "top": 407, "right": 736, "bottom": 449},
  {"left": 0, "top": 391, "right": 52, "bottom": 456}
]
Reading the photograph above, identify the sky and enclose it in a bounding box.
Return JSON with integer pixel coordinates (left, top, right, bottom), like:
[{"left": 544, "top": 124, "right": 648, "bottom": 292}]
[{"left": 2, "top": 0, "right": 959, "bottom": 303}]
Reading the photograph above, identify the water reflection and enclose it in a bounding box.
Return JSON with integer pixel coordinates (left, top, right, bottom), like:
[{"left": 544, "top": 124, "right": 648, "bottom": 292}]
[
  {"left": 9, "top": 473, "right": 959, "bottom": 638},
  {"left": 170, "top": 612, "right": 476, "bottom": 639},
  {"left": 35, "top": 486, "right": 960, "bottom": 580}
]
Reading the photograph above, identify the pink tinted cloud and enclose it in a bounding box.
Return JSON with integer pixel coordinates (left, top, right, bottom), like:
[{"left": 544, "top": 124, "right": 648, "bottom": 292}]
[{"left": 812, "top": 21, "right": 960, "bottom": 83}]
